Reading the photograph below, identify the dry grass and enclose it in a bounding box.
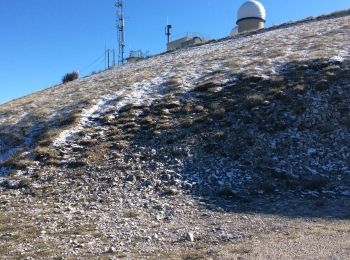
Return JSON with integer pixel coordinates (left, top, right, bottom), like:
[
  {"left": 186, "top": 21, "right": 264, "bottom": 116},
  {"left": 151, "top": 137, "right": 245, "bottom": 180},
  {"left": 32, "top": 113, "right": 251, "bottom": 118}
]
[
  {"left": 230, "top": 245, "right": 253, "bottom": 255},
  {"left": 211, "top": 108, "right": 226, "bottom": 119},
  {"left": 107, "top": 127, "right": 124, "bottom": 138},
  {"left": 140, "top": 115, "right": 156, "bottom": 126},
  {"left": 56, "top": 111, "right": 81, "bottom": 128},
  {"left": 245, "top": 94, "right": 265, "bottom": 109},
  {"left": 181, "top": 103, "right": 192, "bottom": 114},
  {"left": 34, "top": 146, "right": 59, "bottom": 161},
  {"left": 213, "top": 131, "right": 226, "bottom": 141},
  {"left": 37, "top": 129, "right": 61, "bottom": 146},
  {"left": 209, "top": 102, "right": 221, "bottom": 110},
  {"left": 194, "top": 80, "right": 218, "bottom": 92},
  {"left": 180, "top": 119, "right": 194, "bottom": 128},
  {"left": 123, "top": 211, "right": 139, "bottom": 219},
  {"left": 2, "top": 158, "right": 36, "bottom": 170},
  {"left": 293, "top": 84, "right": 306, "bottom": 94},
  {"left": 194, "top": 105, "right": 205, "bottom": 113}
]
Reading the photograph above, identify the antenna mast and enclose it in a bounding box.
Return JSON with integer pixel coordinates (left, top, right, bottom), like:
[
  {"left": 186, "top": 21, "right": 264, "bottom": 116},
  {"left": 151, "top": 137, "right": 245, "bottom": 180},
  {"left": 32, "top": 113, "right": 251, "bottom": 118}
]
[
  {"left": 116, "top": 0, "right": 125, "bottom": 65},
  {"left": 165, "top": 18, "right": 172, "bottom": 46}
]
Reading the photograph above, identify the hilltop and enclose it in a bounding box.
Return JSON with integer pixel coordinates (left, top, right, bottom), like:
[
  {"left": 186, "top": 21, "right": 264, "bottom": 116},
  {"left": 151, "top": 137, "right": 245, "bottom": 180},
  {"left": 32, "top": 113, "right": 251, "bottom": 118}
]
[{"left": 0, "top": 11, "right": 350, "bottom": 259}]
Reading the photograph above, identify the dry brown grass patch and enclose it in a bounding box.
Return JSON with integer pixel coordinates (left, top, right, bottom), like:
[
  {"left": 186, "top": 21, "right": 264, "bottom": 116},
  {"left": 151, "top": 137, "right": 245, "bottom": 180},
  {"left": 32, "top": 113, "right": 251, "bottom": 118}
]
[
  {"left": 37, "top": 129, "right": 62, "bottom": 146},
  {"left": 181, "top": 104, "right": 192, "bottom": 114},
  {"left": 2, "top": 158, "right": 36, "bottom": 170},
  {"left": 245, "top": 94, "right": 265, "bottom": 109},
  {"left": 211, "top": 108, "right": 226, "bottom": 119},
  {"left": 56, "top": 111, "right": 81, "bottom": 128},
  {"left": 140, "top": 115, "right": 156, "bottom": 125},
  {"left": 213, "top": 131, "right": 226, "bottom": 140},
  {"left": 34, "top": 146, "right": 59, "bottom": 160},
  {"left": 194, "top": 105, "right": 205, "bottom": 112},
  {"left": 209, "top": 101, "right": 221, "bottom": 110},
  {"left": 294, "top": 85, "right": 306, "bottom": 94},
  {"left": 180, "top": 118, "right": 194, "bottom": 128}
]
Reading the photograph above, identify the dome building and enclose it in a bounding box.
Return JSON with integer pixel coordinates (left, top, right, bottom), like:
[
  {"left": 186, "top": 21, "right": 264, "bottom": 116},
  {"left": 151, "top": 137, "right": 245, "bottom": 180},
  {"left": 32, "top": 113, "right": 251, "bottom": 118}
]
[{"left": 236, "top": 0, "right": 266, "bottom": 33}]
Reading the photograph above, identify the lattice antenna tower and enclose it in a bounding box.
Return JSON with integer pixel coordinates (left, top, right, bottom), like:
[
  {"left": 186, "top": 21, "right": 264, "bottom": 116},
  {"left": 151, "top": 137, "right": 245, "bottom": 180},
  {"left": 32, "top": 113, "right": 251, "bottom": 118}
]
[{"left": 116, "top": 0, "right": 125, "bottom": 65}]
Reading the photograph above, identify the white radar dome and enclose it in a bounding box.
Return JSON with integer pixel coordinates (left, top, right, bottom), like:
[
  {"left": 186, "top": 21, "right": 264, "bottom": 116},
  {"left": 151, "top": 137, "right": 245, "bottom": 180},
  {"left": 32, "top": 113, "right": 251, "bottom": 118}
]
[{"left": 237, "top": 0, "right": 266, "bottom": 23}]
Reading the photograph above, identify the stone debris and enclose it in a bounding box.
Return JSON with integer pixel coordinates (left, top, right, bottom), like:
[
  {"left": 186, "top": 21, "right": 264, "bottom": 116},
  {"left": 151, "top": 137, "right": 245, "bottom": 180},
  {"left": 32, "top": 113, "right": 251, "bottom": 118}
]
[{"left": 185, "top": 232, "right": 195, "bottom": 242}]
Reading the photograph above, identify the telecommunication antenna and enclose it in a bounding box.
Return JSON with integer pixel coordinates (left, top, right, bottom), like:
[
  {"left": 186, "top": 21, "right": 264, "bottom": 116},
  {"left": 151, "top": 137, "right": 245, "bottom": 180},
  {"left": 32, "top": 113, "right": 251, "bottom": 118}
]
[
  {"left": 116, "top": 0, "right": 125, "bottom": 65},
  {"left": 165, "top": 17, "right": 172, "bottom": 45}
]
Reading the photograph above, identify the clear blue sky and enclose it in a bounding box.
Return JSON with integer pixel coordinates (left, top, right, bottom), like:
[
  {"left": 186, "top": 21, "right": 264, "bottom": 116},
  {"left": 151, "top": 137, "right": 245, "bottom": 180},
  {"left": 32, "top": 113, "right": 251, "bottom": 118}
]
[{"left": 0, "top": 0, "right": 349, "bottom": 105}]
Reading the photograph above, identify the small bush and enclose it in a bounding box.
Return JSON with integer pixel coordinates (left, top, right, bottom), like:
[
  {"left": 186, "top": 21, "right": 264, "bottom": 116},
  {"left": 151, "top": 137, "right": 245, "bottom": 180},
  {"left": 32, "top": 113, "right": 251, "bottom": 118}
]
[
  {"left": 213, "top": 131, "right": 226, "bottom": 141},
  {"left": 2, "top": 159, "right": 34, "bottom": 170},
  {"left": 34, "top": 146, "right": 59, "bottom": 161},
  {"left": 293, "top": 85, "right": 306, "bottom": 94},
  {"left": 194, "top": 80, "right": 216, "bottom": 92},
  {"left": 194, "top": 105, "right": 205, "bottom": 112},
  {"left": 181, "top": 104, "right": 192, "bottom": 114},
  {"left": 180, "top": 119, "right": 194, "bottom": 128},
  {"left": 140, "top": 115, "right": 155, "bottom": 125},
  {"left": 211, "top": 108, "right": 226, "bottom": 119},
  {"left": 62, "top": 71, "right": 79, "bottom": 84},
  {"left": 245, "top": 94, "right": 265, "bottom": 109}
]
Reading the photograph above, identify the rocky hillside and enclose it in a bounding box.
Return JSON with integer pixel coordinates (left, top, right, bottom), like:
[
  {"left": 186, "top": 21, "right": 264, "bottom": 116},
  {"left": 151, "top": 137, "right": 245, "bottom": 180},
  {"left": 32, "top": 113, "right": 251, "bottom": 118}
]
[{"left": 0, "top": 10, "right": 350, "bottom": 259}]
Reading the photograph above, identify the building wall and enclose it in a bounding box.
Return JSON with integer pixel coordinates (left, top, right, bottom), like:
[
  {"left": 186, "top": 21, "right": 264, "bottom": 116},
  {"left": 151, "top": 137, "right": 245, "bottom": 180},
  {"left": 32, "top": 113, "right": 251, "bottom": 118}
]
[
  {"left": 237, "top": 19, "right": 265, "bottom": 33},
  {"left": 167, "top": 37, "right": 206, "bottom": 51},
  {"left": 167, "top": 37, "right": 192, "bottom": 51}
]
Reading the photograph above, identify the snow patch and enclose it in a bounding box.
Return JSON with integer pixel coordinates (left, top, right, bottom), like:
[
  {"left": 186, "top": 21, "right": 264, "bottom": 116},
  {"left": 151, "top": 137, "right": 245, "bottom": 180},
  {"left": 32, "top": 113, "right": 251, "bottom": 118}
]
[
  {"left": 53, "top": 93, "right": 119, "bottom": 146},
  {"left": 331, "top": 55, "right": 345, "bottom": 63},
  {"left": 53, "top": 76, "right": 167, "bottom": 146}
]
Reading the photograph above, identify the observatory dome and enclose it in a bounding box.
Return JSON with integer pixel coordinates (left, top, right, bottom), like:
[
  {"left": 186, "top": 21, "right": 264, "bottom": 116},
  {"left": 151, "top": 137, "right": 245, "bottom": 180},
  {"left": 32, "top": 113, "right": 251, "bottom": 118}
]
[{"left": 237, "top": 0, "right": 266, "bottom": 23}]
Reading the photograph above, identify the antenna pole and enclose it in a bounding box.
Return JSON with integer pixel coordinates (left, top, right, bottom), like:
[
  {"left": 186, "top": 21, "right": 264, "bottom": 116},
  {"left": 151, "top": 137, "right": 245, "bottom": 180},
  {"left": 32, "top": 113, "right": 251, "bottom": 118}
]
[
  {"left": 105, "top": 45, "right": 107, "bottom": 70},
  {"left": 165, "top": 18, "right": 172, "bottom": 46},
  {"left": 107, "top": 48, "right": 110, "bottom": 69},
  {"left": 113, "top": 48, "right": 116, "bottom": 67},
  {"left": 116, "top": 0, "right": 125, "bottom": 65}
]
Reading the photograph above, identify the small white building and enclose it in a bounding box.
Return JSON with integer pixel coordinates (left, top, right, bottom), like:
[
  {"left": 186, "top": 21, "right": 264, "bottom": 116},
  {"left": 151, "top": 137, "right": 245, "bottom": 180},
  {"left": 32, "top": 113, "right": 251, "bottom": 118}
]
[{"left": 235, "top": 0, "right": 266, "bottom": 34}]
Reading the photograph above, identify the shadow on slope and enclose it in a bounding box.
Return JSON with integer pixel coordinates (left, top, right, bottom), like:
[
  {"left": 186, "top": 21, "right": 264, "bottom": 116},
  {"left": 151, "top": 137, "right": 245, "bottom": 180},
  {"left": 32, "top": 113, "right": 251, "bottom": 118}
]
[
  {"left": 0, "top": 100, "right": 92, "bottom": 172},
  {"left": 125, "top": 57, "right": 350, "bottom": 219}
]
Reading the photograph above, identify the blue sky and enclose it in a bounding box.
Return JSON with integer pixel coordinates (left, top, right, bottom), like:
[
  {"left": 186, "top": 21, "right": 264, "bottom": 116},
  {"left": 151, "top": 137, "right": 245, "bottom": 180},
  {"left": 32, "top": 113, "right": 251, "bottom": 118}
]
[{"left": 0, "top": 0, "right": 349, "bottom": 105}]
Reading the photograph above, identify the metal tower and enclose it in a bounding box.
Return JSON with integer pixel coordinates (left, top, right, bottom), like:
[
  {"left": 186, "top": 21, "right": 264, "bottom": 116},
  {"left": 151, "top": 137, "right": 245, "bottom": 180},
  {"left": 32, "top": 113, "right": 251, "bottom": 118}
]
[{"left": 116, "top": 0, "right": 125, "bottom": 65}]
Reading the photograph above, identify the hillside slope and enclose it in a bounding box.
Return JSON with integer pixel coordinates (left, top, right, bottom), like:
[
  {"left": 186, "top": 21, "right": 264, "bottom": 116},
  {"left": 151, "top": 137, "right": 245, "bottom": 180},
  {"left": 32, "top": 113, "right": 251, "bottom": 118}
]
[{"left": 1, "top": 11, "right": 350, "bottom": 259}]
